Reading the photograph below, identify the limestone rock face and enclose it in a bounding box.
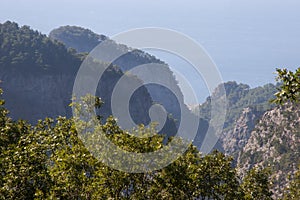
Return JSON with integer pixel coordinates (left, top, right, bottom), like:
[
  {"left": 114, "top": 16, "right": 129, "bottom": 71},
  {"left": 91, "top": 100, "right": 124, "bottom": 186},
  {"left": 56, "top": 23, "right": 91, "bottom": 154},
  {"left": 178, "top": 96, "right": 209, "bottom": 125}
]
[
  {"left": 221, "top": 107, "right": 264, "bottom": 159},
  {"left": 237, "top": 104, "right": 300, "bottom": 199}
]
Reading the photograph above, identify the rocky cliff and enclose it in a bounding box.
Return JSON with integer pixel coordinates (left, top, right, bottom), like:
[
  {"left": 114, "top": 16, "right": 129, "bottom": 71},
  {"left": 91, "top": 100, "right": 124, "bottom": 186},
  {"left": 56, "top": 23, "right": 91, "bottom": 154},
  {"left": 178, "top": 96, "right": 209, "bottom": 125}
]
[
  {"left": 221, "top": 107, "right": 264, "bottom": 160},
  {"left": 237, "top": 103, "right": 300, "bottom": 199}
]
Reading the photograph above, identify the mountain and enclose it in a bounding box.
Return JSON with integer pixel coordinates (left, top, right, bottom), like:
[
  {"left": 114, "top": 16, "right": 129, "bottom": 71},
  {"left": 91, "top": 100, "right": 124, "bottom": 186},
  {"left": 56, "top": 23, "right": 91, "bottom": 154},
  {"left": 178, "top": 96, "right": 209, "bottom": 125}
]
[
  {"left": 193, "top": 81, "right": 299, "bottom": 198},
  {"left": 49, "top": 25, "right": 107, "bottom": 53},
  {"left": 49, "top": 25, "right": 210, "bottom": 143},
  {"left": 237, "top": 103, "right": 300, "bottom": 199},
  {"left": 49, "top": 26, "right": 184, "bottom": 122},
  {"left": 195, "top": 81, "right": 277, "bottom": 128},
  {"left": 193, "top": 81, "right": 278, "bottom": 155},
  {"left": 0, "top": 21, "right": 156, "bottom": 129},
  {"left": 221, "top": 106, "right": 265, "bottom": 160},
  {"left": 0, "top": 21, "right": 211, "bottom": 140}
]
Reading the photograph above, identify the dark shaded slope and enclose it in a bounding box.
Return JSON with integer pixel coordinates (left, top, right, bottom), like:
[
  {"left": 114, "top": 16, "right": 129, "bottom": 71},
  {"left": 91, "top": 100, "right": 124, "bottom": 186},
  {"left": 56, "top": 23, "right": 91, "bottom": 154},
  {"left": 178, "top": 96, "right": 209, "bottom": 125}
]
[
  {"left": 0, "top": 21, "right": 154, "bottom": 128},
  {"left": 49, "top": 25, "right": 212, "bottom": 148}
]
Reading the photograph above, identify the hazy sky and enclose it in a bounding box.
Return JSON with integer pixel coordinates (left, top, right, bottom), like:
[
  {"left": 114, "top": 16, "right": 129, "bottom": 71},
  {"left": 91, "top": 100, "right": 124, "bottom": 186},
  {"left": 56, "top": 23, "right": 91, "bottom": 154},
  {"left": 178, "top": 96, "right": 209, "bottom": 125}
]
[
  {"left": 2, "top": 0, "right": 300, "bottom": 34},
  {"left": 1, "top": 0, "right": 300, "bottom": 102}
]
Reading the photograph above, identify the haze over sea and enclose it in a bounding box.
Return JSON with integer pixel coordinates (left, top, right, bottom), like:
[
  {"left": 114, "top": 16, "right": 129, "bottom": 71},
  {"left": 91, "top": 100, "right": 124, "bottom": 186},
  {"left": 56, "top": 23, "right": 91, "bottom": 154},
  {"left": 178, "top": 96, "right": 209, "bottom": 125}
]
[{"left": 1, "top": 0, "right": 299, "bottom": 103}]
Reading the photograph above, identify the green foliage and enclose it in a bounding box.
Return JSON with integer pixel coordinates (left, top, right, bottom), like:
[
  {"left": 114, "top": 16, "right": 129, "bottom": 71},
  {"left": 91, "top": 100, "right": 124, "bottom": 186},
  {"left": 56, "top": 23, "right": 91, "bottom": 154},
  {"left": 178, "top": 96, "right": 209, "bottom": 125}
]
[
  {"left": 241, "top": 167, "right": 273, "bottom": 200},
  {"left": 0, "top": 21, "right": 80, "bottom": 73},
  {"left": 272, "top": 68, "right": 300, "bottom": 104},
  {"left": 283, "top": 165, "right": 300, "bottom": 200},
  {"left": 271, "top": 67, "right": 300, "bottom": 199},
  {"left": 0, "top": 90, "right": 274, "bottom": 199}
]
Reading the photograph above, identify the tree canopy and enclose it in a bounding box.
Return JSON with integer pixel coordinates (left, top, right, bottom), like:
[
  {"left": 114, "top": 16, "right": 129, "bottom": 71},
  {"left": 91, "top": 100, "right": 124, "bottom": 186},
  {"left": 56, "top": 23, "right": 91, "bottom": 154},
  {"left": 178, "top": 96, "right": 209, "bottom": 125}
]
[
  {"left": 272, "top": 68, "right": 300, "bottom": 104},
  {"left": 0, "top": 89, "right": 274, "bottom": 199}
]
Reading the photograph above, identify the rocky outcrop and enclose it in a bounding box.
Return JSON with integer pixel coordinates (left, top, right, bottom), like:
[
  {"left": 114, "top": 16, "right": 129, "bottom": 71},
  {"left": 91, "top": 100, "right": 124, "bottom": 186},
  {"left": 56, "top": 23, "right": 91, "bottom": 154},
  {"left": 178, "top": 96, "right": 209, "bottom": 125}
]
[
  {"left": 221, "top": 107, "right": 264, "bottom": 159},
  {"left": 237, "top": 103, "right": 300, "bottom": 199},
  {"left": 193, "top": 81, "right": 277, "bottom": 155}
]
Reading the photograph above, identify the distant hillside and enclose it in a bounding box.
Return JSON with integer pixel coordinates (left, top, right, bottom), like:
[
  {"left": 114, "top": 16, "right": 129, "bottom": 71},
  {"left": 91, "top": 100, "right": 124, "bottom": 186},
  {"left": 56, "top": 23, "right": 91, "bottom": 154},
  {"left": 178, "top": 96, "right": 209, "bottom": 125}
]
[
  {"left": 195, "top": 81, "right": 277, "bottom": 128},
  {"left": 49, "top": 25, "right": 213, "bottom": 144},
  {"left": 192, "top": 81, "right": 277, "bottom": 156},
  {"left": 0, "top": 22, "right": 210, "bottom": 146},
  {"left": 0, "top": 21, "right": 156, "bottom": 130},
  {"left": 49, "top": 26, "right": 184, "bottom": 122},
  {"left": 49, "top": 25, "right": 107, "bottom": 53},
  {"left": 0, "top": 22, "right": 79, "bottom": 73}
]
